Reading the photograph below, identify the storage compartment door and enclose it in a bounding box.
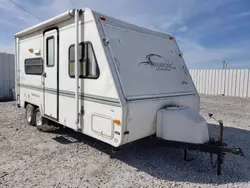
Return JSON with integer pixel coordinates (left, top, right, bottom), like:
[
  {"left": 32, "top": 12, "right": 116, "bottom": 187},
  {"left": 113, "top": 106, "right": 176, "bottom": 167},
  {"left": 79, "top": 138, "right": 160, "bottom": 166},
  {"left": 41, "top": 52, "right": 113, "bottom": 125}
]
[{"left": 91, "top": 114, "right": 114, "bottom": 139}]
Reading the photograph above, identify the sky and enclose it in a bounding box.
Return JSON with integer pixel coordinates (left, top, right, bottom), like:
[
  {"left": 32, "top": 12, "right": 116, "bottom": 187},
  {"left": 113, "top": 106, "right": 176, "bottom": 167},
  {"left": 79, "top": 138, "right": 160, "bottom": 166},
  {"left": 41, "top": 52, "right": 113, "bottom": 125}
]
[{"left": 0, "top": 0, "right": 249, "bottom": 69}]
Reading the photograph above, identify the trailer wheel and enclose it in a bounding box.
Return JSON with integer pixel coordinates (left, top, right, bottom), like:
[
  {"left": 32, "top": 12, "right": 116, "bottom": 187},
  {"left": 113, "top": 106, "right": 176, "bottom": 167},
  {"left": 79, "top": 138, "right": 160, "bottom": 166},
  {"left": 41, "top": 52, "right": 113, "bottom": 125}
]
[
  {"left": 34, "top": 108, "right": 43, "bottom": 127},
  {"left": 34, "top": 108, "right": 58, "bottom": 132},
  {"left": 25, "top": 104, "right": 35, "bottom": 125}
]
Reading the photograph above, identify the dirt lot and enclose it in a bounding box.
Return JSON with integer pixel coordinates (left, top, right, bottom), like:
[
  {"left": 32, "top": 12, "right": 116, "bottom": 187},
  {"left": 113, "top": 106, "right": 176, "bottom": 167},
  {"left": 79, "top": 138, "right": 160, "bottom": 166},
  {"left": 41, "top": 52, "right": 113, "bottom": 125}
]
[{"left": 0, "top": 95, "right": 250, "bottom": 188}]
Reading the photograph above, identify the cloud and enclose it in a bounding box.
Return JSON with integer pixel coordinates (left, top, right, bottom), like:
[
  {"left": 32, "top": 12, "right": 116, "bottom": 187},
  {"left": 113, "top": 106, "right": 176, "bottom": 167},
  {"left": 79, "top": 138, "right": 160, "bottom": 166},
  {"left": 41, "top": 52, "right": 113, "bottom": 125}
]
[
  {"left": 237, "top": 11, "right": 250, "bottom": 17},
  {"left": 177, "top": 26, "right": 188, "bottom": 32},
  {"left": 0, "top": 0, "right": 235, "bottom": 32},
  {"left": 0, "top": 0, "right": 249, "bottom": 69},
  {"left": 0, "top": 0, "right": 39, "bottom": 27},
  {"left": 177, "top": 37, "right": 249, "bottom": 68},
  {"left": 0, "top": 18, "right": 20, "bottom": 28}
]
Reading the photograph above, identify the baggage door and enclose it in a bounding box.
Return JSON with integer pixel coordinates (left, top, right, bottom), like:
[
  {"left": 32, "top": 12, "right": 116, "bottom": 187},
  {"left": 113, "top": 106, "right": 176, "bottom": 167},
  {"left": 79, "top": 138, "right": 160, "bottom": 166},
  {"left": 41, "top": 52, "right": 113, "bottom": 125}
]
[{"left": 43, "top": 28, "right": 59, "bottom": 120}]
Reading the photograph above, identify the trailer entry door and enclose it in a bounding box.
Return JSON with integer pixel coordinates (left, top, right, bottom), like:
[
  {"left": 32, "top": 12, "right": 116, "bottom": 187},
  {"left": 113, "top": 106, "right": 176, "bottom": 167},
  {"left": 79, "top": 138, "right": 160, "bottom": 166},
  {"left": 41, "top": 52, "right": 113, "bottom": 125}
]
[{"left": 43, "top": 28, "right": 59, "bottom": 120}]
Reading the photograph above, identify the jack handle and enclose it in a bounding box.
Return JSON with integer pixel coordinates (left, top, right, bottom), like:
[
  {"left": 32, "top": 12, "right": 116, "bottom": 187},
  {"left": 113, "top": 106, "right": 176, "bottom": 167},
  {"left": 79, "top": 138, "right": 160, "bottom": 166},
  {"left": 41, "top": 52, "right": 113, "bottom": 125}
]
[{"left": 208, "top": 113, "right": 224, "bottom": 175}]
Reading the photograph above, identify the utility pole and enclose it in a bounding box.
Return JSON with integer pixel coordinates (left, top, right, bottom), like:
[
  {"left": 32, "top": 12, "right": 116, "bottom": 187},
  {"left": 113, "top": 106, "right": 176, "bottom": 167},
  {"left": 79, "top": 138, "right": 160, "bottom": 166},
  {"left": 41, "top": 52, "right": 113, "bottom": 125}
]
[
  {"left": 223, "top": 60, "right": 230, "bottom": 69},
  {"left": 222, "top": 60, "right": 231, "bottom": 96},
  {"left": 223, "top": 60, "right": 226, "bottom": 69}
]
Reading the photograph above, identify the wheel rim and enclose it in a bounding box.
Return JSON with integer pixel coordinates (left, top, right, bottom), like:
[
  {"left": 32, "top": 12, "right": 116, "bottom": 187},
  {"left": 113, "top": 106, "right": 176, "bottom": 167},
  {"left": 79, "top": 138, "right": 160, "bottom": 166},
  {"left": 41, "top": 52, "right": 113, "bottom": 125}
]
[
  {"left": 26, "top": 107, "right": 32, "bottom": 122},
  {"left": 36, "top": 110, "right": 42, "bottom": 126}
]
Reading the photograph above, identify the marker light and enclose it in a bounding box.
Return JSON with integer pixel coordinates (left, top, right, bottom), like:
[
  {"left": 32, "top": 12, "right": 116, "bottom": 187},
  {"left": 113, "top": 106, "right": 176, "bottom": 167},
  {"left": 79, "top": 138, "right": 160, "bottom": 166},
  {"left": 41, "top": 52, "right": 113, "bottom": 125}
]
[
  {"left": 100, "top": 16, "right": 106, "bottom": 21},
  {"left": 28, "top": 48, "right": 33, "bottom": 53},
  {"left": 169, "top": 35, "right": 174, "bottom": 40},
  {"left": 113, "top": 119, "right": 121, "bottom": 125}
]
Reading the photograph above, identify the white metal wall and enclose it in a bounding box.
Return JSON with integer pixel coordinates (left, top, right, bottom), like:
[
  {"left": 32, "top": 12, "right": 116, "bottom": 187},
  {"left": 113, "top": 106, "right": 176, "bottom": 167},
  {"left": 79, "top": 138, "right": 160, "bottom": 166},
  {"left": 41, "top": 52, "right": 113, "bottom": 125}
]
[
  {"left": 189, "top": 69, "right": 250, "bottom": 97},
  {"left": 0, "top": 52, "right": 15, "bottom": 100}
]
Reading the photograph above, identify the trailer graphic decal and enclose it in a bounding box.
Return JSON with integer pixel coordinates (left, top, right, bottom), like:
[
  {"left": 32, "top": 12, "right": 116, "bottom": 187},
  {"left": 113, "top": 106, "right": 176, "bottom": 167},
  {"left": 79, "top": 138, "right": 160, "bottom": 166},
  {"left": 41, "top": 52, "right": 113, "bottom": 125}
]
[
  {"left": 138, "top": 54, "right": 176, "bottom": 71},
  {"left": 18, "top": 84, "right": 121, "bottom": 107}
]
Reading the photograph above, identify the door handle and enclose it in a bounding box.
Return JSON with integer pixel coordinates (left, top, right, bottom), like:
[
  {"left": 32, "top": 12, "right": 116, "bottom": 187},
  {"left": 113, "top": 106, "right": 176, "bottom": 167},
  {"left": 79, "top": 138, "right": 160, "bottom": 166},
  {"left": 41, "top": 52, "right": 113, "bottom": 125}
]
[{"left": 41, "top": 72, "right": 46, "bottom": 84}]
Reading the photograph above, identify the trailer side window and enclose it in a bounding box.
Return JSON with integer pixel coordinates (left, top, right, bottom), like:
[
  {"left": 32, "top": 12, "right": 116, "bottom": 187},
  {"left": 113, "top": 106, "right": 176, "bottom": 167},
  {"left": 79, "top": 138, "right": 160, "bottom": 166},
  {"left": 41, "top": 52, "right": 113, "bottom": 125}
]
[
  {"left": 46, "top": 36, "right": 55, "bottom": 67},
  {"left": 68, "top": 42, "right": 99, "bottom": 79},
  {"left": 24, "top": 58, "right": 43, "bottom": 75}
]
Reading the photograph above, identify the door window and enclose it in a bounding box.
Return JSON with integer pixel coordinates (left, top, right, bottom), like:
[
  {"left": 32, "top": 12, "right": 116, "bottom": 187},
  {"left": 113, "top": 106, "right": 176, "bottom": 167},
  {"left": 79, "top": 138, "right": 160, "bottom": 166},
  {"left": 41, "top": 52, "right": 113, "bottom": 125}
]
[{"left": 46, "top": 36, "right": 55, "bottom": 67}]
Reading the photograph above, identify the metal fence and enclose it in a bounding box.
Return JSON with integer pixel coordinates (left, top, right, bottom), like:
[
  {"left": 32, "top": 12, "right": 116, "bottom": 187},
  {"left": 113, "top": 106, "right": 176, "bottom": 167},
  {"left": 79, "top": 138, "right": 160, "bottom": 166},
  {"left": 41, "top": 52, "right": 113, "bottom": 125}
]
[
  {"left": 189, "top": 69, "right": 250, "bottom": 98},
  {"left": 0, "top": 52, "right": 15, "bottom": 101}
]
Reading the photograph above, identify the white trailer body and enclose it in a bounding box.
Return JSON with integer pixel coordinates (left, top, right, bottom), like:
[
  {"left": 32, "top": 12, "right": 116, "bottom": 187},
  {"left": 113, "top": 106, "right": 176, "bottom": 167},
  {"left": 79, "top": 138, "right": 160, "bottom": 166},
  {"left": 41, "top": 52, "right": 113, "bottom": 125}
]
[{"left": 15, "top": 8, "right": 209, "bottom": 147}]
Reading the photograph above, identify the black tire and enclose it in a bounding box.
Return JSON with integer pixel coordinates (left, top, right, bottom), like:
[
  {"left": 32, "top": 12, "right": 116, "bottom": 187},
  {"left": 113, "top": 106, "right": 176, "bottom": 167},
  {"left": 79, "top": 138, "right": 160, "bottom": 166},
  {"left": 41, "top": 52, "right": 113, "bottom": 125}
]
[
  {"left": 34, "top": 108, "right": 43, "bottom": 127},
  {"left": 34, "top": 108, "right": 58, "bottom": 132},
  {"left": 25, "top": 104, "right": 35, "bottom": 125}
]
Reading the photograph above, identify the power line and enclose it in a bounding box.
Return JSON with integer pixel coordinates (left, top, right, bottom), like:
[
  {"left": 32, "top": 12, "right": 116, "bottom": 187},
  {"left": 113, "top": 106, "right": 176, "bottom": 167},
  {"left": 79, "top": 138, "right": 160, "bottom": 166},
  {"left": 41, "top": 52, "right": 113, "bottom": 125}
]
[{"left": 7, "top": 0, "right": 42, "bottom": 21}]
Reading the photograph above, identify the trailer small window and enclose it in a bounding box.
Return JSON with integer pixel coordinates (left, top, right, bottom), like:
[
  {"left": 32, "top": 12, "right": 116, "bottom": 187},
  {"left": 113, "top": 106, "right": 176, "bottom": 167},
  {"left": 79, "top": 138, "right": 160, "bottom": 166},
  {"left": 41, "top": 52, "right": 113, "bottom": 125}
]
[
  {"left": 68, "top": 42, "right": 99, "bottom": 79},
  {"left": 46, "top": 36, "right": 55, "bottom": 67},
  {"left": 69, "top": 43, "right": 83, "bottom": 62},
  {"left": 24, "top": 58, "right": 43, "bottom": 75}
]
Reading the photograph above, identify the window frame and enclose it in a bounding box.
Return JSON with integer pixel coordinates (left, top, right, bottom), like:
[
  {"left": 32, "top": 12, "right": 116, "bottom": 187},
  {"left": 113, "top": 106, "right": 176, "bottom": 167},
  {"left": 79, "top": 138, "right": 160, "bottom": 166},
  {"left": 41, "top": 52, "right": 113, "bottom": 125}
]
[
  {"left": 68, "top": 41, "right": 100, "bottom": 79},
  {"left": 24, "top": 57, "right": 44, "bottom": 75},
  {"left": 68, "top": 42, "right": 84, "bottom": 63},
  {"left": 46, "top": 36, "right": 55, "bottom": 67}
]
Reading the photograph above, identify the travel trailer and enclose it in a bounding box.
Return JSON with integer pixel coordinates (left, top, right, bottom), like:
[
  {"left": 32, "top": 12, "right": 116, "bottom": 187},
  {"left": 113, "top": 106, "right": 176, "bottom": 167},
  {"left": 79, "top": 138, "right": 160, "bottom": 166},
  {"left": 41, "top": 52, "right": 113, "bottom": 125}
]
[{"left": 15, "top": 8, "right": 243, "bottom": 175}]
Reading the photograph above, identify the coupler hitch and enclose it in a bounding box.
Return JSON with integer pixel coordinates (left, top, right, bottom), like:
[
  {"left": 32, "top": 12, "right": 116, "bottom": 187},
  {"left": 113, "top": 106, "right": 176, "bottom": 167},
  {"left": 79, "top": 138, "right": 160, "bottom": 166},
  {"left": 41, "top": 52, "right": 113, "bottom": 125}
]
[{"left": 207, "top": 113, "right": 244, "bottom": 175}]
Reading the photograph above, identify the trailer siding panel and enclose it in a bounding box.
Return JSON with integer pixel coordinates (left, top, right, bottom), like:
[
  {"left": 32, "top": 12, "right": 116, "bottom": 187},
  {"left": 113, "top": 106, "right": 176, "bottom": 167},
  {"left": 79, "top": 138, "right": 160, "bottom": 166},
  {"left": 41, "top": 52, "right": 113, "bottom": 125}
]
[
  {"left": 0, "top": 52, "right": 15, "bottom": 100},
  {"left": 247, "top": 69, "right": 250, "bottom": 97},
  {"left": 189, "top": 69, "right": 250, "bottom": 98}
]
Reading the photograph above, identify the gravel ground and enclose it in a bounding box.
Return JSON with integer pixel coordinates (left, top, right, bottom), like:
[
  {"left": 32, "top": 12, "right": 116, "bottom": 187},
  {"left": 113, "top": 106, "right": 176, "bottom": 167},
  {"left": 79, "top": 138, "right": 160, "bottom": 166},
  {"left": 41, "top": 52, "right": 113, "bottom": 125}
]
[{"left": 0, "top": 95, "right": 250, "bottom": 188}]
